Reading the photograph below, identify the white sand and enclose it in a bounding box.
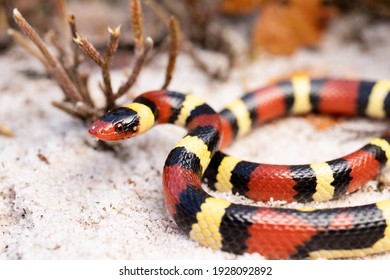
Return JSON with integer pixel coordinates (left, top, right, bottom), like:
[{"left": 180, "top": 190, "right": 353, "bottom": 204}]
[{"left": 1, "top": 15, "right": 390, "bottom": 260}]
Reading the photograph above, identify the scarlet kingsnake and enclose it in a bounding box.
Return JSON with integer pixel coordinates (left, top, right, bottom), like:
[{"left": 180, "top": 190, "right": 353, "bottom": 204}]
[{"left": 88, "top": 75, "right": 390, "bottom": 259}]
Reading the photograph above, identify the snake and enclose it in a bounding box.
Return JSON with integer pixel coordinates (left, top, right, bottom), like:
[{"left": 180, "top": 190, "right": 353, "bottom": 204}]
[{"left": 88, "top": 75, "right": 390, "bottom": 259}]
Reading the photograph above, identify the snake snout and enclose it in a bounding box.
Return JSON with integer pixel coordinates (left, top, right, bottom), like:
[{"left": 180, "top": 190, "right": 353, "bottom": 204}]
[{"left": 88, "top": 120, "right": 112, "bottom": 140}]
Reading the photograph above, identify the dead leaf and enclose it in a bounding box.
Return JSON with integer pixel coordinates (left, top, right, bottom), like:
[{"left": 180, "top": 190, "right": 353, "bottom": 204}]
[
  {"left": 305, "top": 115, "right": 342, "bottom": 131},
  {"left": 252, "top": 0, "right": 338, "bottom": 55},
  {"left": 220, "top": 0, "right": 263, "bottom": 14},
  {"left": 0, "top": 123, "right": 13, "bottom": 137}
]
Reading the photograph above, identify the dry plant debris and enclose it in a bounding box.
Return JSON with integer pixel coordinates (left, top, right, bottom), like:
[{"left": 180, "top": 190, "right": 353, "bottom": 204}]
[
  {"left": 220, "top": 0, "right": 338, "bottom": 56},
  {"left": 221, "top": 0, "right": 390, "bottom": 55},
  {"left": 8, "top": 0, "right": 181, "bottom": 123},
  {"left": 251, "top": 0, "right": 338, "bottom": 55},
  {"left": 144, "top": 0, "right": 235, "bottom": 80},
  {"left": 221, "top": 0, "right": 263, "bottom": 14},
  {"left": 0, "top": 123, "right": 13, "bottom": 137},
  {"left": 304, "top": 115, "right": 342, "bottom": 131}
]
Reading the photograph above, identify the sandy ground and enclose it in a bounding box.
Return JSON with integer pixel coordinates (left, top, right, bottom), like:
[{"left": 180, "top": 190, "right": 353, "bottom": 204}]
[{"left": 1, "top": 14, "right": 390, "bottom": 260}]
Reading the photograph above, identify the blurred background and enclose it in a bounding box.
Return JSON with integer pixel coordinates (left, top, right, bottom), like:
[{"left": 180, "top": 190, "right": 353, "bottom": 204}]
[{"left": 1, "top": 0, "right": 390, "bottom": 66}]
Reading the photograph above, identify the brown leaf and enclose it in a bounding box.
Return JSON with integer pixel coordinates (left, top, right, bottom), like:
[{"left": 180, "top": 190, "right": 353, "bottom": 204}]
[
  {"left": 0, "top": 123, "right": 13, "bottom": 137},
  {"left": 305, "top": 115, "right": 342, "bottom": 131},
  {"left": 220, "top": 0, "right": 263, "bottom": 15},
  {"left": 252, "top": 1, "right": 338, "bottom": 55}
]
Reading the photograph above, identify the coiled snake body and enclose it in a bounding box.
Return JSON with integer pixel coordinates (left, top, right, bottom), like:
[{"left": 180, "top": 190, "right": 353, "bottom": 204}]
[{"left": 89, "top": 75, "right": 390, "bottom": 259}]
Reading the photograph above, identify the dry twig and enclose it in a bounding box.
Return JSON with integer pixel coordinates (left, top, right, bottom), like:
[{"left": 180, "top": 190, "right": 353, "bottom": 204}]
[
  {"left": 144, "top": 0, "right": 231, "bottom": 80},
  {"left": 7, "top": 29, "right": 48, "bottom": 68},
  {"left": 131, "top": 0, "right": 144, "bottom": 55},
  {"left": 162, "top": 17, "right": 180, "bottom": 89},
  {"left": 116, "top": 37, "right": 154, "bottom": 99}
]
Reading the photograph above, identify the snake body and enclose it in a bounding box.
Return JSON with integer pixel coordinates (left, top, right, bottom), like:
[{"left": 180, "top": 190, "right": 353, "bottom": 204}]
[{"left": 89, "top": 76, "right": 390, "bottom": 259}]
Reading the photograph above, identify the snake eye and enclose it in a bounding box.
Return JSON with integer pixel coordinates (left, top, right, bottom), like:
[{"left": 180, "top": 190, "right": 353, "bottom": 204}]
[{"left": 114, "top": 122, "right": 124, "bottom": 133}]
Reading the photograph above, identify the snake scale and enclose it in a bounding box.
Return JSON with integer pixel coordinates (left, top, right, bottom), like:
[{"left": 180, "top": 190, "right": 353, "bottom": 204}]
[{"left": 88, "top": 75, "right": 390, "bottom": 259}]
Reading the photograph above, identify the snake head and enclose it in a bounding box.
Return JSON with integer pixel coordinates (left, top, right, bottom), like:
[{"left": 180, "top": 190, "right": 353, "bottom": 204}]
[{"left": 89, "top": 107, "right": 140, "bottom": 141}]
